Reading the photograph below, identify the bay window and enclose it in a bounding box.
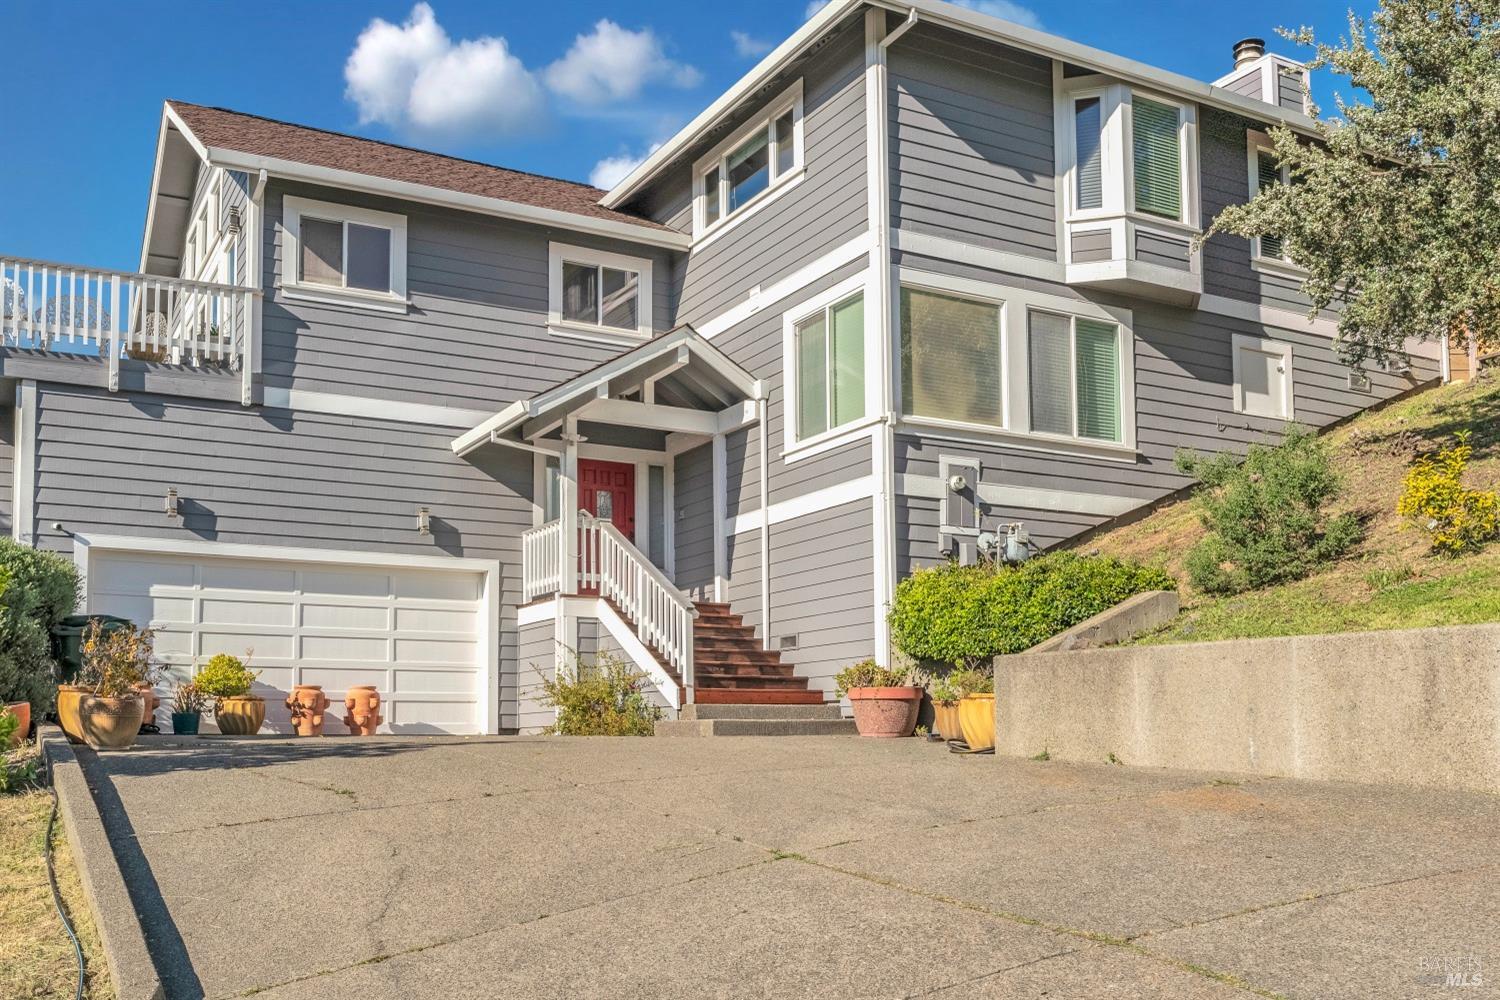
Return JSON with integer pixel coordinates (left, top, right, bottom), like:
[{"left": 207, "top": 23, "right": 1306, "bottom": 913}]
[
  {"left": 1131, "top": 97, "right": 1184, "bottom": 221},
  {"left": 694, "top": 82, "right": 803, "bottom": 240}
]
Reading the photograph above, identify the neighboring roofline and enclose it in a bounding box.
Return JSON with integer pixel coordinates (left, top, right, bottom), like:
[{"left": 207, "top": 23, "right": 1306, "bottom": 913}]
[
  {"left": 601, "top": 0, "right": 1322, "bottom": 209},
  {"left": 137, "top": 103, "right": 213, "bottom": 274},
  {"left": 451, "top": 325, "right": 762, "bottom": 457}
]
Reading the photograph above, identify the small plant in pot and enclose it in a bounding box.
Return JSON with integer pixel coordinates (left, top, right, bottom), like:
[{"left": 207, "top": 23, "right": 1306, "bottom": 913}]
[
  {"left": 194, "top": 653, "right": 264, "bottom": 736},
  {"left": 952, "top": 669, "right": 996, "bottom": 751},
  {"left": 835, "top": 660, "right": 920, "bottom": 738},
  {"left": 77, "top": 619, "right": 159, "bottom": 750},
  {"left": 928, "top": 675, "right": 962, "bottom": 743},
  {"left": 171, "top": 682, "right": 207, "bottom": 735}
]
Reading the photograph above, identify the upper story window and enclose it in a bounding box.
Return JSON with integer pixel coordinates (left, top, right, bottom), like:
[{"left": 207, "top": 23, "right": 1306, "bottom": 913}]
[
  {"left": 281, "top": 196, "right": 408, "bottom": 313},
  {"left": 547, "top": 243, "right": 653, "bottom": 343},
  {"left": 1247, "top": 132, "right": 1299, "bottom": 271},
  {"left": 793, "top": 293, "right": 864, "bottom": 441},
  {"left": 1131, "top": 97, "right": 1183, "bottom": 221},
  {"left": 1060, "top": 82, "right": 1198, "bottom": 229},
  {"left": 694, "top": 81, "right": 804, "bottom": 242}
]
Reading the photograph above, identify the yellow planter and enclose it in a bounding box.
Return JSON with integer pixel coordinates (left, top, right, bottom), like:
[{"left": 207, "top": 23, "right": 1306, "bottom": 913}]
[
  {"left": 932, "top": 702, "right": 962, "bottom": 742},
  {"left": 215, "top": 696, "right": 266, "bottom": 736},
  {"left": 56, "top": 685, "right": 89, "bottom": 745},
  {"left": 80, "top": 694, "right": 144, "bottom": 750},
  {"left": 958, "top": 693, "right": 995, "bottom": 751}
]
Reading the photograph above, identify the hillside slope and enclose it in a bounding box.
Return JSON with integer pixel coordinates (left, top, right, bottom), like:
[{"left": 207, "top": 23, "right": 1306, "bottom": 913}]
[{"left": 1079, "top": 371, "right": 1500, "bottom": 644}]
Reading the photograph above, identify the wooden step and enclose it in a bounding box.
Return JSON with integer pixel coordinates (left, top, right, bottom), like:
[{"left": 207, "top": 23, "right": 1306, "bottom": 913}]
[{"left": 693, "top": 688, "right": 827, "bottom": 705}]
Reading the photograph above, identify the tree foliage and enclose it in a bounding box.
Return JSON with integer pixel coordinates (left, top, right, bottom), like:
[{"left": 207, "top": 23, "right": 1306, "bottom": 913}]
[{"left": 1204, "top": 1, "right": 1500, "bottom": 364}]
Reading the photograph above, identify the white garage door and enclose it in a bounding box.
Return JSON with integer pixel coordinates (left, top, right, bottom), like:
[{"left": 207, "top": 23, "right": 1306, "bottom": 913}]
[{"left": 85, "top": 546, "right": 494, "bottom": 735}]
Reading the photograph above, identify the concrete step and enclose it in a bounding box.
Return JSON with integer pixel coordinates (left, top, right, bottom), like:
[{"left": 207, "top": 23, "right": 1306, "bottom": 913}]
[
  {"left": 655, "top": 718, "right": 858, "bottom": 737},
  {"left": 681, "top": 703, "right": 842, "bottom": 721}
]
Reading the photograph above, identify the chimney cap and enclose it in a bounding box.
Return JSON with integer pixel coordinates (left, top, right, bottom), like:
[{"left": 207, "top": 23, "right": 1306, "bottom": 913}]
[{"left": 1233, "top": 37, "right": 1266, "bottom": 68}]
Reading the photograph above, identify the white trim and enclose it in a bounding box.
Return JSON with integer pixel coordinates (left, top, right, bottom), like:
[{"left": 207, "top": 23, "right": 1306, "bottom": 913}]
[
  {"left": 893, "top": 229, "right": 1065, "bottom": 283},
  {"left": 515, "top": 596, "right": 683, "bottom": 710},
  {"left": 1231, "top": 333, "right": 1295, "bottom": 420},
  {"left": 896, "top": 473, "right": 1142, "bottom": 518},
  {"left": 728, "top": 475, "right": 877, "bottom": 536},
  {"left": 595, "top": 599, "right": 684, "bottom": 710},
  {"left": 547, "top": 242, "right": 654, "bottom": 342},
  {"left": 261, "top": 386, "right": 492, "bottom": 428},
  {"left": 780, "top": 272, "right": 871, "bottom": 460},
  {"left": 279, "top": 195, "right": 408, "bottom": 312},
  {"left": 692, "top": 80, "right": 805, "bottom": 244},
  {"left": 696, "top": 232, "right": 874, "bottom": 340},
  {"left": 70, "top": 533, "right": 504, "bottom": 734},
  {"left": 782, "top": 416, "right": 881, "bottom": 465},
  {"left": 1246, "top": 130, "right": 1302, "bottom": 270},
  {"left": 664, "top": 455, "right": 676, "bottom": 580},
  {"left": 711, "top": 433, "right": 727, "bottom": 602},
  {"left": 12, "top": 381, "right": 36, "bottom": 546}
]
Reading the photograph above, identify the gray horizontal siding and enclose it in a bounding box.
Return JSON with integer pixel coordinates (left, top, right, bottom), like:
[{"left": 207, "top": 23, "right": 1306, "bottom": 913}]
[
  {"left": 1072, "top": 230, "right": 1112, "bottom": 263},
  {"left": 0, "top": 402, "right": 13, "bottom": 538},
  {"left": 1278, "top": 71, "right": 1305, "bottom": 111},
  {"left": 890, "top": 23, "right": 1056, "bottom": 260},
  {"left": 30, "top": 383, "right": 537, "bottom": 731},
  {"left": 517, "top": 621, "right": 554, "bottom": 734},
  {"left": 1221, "top": 69, "right": 1263, "bottom": 100},
  {"left": 1135, "top": 230, "right": 1192, "bottom": 271},
  {"left": 673, "top": 442, "right": 715, "bottom": 599},
  {"left": 262, "top": 179, "right": 678, "bottom": 412}
]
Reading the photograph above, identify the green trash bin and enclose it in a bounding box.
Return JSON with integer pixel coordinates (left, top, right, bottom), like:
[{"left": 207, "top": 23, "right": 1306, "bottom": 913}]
[{"left": 51, "top": 614, "right": 134, "bottom": 684}]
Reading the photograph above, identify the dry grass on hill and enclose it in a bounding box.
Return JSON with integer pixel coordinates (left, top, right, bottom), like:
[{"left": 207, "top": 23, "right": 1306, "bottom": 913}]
[{"left": 1076, "top": 371, "right": 1500, "bottom": 644}]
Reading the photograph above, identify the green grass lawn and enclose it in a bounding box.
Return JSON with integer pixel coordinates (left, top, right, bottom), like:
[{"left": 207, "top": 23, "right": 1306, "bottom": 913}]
[{"left": 1084, "top": 372, "right": 1500, "bottom": 646}]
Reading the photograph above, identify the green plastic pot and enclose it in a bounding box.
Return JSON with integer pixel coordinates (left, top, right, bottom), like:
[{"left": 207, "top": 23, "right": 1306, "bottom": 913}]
[{"left": 171, "top": 711, "right": 201, "bottom": 736}]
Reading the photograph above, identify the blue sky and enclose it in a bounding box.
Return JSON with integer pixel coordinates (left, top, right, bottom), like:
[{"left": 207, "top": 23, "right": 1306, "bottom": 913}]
[{"left": 0, "top": 0, "right": 1369, "bottom": 271}]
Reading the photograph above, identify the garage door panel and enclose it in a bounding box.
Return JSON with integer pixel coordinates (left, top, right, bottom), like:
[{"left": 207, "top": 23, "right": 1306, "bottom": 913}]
[
  {"left": 302, "top": 604, "right": 390, "bottom": 630},
  {"left": 394, "top": 606, "right": 476, "bottom": 634},
  {"left": 393, "top": 669, "right": 475, "bottom": 694},
  {"left": 393, "top": 572, "right": 481, "bottom": 602},
  {"left": 387, "top": 700, "right": 478, "bottom": 734},
  {"left": 301, "top": 634, "right": 389, "bottom": 661},
  {"left": 200, "top": 563, "right": 297, "bottom": 593},
  {"left": 200, "top": 631, "right": 297, "bottom": 659},
  {"left": 199, "top": 598, "right": 295, "bottom": 627},
  {"left": 93, "top": 557, "right": 196, "bottom": 591},
  {"left": 395, "top": 637, "right": 478, "bottom": 664},
  {"left": 299, "top": 666, "right": 384, "bottom": 692},
  {"left": 300, "top": 569, "right": 392, "bottom": 598}
]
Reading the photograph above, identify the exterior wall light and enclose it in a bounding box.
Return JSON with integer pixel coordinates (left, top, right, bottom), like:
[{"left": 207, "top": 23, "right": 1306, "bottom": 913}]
[
  {"left": 165, "top": 488, "right": 179, "bottom": 519},
  {"left": 417, "top": 506, "right": 431, "bottom": 535}
]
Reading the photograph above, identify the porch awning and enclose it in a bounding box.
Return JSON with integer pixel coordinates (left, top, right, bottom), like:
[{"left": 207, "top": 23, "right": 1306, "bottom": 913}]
[{"left": 451, "top": 325, "right": 764, "bottom": 457}]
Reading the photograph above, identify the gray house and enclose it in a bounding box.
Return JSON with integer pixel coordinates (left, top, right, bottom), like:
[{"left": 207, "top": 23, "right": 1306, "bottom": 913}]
[{"left": 0, "top": 1, "right": 1442, "bottom": 734}]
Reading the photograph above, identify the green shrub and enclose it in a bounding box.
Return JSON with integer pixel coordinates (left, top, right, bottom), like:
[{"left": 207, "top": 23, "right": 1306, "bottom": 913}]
[
  {"left": 0, "top": 540, "right": 82, "bottom": 714},
  {"left": 833, "top": 659, "right": 911, "bottom": 696},
  {"left": 0, "top": 707, "right": 40, "bottom": 793},
  {"left": 928, "top": 675, "right": 960, "bottom": 706},
  {"left": 540, "top": 655, "right": 663, "bottom": 736},
  {"left": 950, "top": 668, "right": 993, "bottom": 696},
  {"left": 194, "top": 653, "right": 259, "bottom": 701},
  {"left": 888, "top": 552, "right": 1175, "bottom": 668},
  {"left": 1176, "top": 426, "right": 1362, "bottom": 595},
  {"left": 1395, "top": 431, "right": 1500, "bottom": 555}
]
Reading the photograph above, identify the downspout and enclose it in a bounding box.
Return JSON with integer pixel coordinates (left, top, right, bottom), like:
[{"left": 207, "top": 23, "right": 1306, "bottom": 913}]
[{"left": 758, "top": 395, "right": 771, "bottom": 650}]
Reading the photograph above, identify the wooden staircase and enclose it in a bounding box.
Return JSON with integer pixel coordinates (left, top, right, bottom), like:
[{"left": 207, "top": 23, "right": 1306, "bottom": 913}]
[{"left": 689, "top": 602, "right": 825, "bottom": 705}]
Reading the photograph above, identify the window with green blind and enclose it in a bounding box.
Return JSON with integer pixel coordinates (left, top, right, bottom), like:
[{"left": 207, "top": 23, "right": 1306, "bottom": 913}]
[
  {"left": 1027, "top": 310, "right": 1123, "bottom": 443},
  {"left": 795, "top": 294, "right": 865, "bottom": 441},
  {"left": 1074, "top": 97, "right": 1103, "bottom": 211},
  {"left": 900, "top": 288, "right": 1004, "bottom": 427},
  {"left": 1255, "top": 150, "right": 1287, "bottom": 260},
  {"left": 1132, "top": 97, "right": 1182, "bottom": 220}
]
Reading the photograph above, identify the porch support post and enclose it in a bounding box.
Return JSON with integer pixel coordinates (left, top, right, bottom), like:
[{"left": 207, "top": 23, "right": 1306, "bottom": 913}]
[
  {"left": 561, "top": 418, "right": 580, "bottom": 596},
  {"left": 712, "top": 432, "right": 727, "bottom": 602},
  {"left": 757, "top": 397, "right": 771, "bottom": 650}
]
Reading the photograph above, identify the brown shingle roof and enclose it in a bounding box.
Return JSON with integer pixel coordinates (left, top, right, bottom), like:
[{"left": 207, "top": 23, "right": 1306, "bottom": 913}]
[{"left": 167, "top": 101, "right": 668, "bottom": 231}]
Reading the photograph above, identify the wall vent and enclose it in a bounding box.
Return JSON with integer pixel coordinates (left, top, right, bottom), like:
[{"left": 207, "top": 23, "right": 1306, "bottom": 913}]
[
  {"left": 1348, "top": 371, "right": 1372, "bottom": 392},
  {"left": 778, "top": 634, "right": 799, "bottom": 652}
]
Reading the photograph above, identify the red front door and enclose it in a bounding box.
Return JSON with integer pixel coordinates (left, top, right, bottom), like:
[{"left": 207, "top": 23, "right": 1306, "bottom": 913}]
[{"left": 579, "top": 459, "right": 636, "bottom": 542}]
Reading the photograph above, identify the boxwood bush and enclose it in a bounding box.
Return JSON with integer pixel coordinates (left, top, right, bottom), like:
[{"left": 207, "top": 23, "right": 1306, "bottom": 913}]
[
  {"left": 888, "top": 551, "right": 1175, "bottom": 669},
  {"left": 0, "top": 539, "right": 82, "bottom": 714}
]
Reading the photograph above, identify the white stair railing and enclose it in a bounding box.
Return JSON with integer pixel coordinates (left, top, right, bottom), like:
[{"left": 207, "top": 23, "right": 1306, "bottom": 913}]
[{"left": 520, "top": 519, "right": 565, "bottom": 601}]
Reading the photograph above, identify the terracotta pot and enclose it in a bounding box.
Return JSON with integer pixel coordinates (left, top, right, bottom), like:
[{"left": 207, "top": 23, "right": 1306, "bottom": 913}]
[
  {"left": 932, "top": 702, "right": 962, "bottom": 743},
  {"left": 343, "top": 685, "right": 382, "bottom": 736},
  {"left": 80, "top": 694, "right": 144, "bottom": 750},
  {"left": 56, "top": 685, "right": 89, "bottom": 745},
  {"left": 286, "top": 684, "right": 330, "bottom": 737},
  {"left": 847, "top": 686, "right": 921, "bottom": 738},
  {"left": 215, "top": 695, "right": 266, "bottom": 736},
  {"left": 958, "top": 693, "right": 996, "bottom": 751},
  {"left": 134, "top": 683, "right": 161, "bottom": 728},
  {"left": 3, "top": 701, "right": 30, "bottom": 747}
]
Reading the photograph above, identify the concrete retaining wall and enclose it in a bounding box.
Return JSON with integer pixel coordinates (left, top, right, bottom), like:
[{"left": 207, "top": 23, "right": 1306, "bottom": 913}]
[{"left": 996, "top": 623, "right": 1500, "bottom": 795}]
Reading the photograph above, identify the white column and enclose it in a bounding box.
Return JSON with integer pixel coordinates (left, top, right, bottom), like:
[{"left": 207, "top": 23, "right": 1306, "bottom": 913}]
[
  {"left": 13, "top": 380, "right": 37, "bottom": 547},
  {"left": 757, "top": 398, "right": 771, "bottom": 650},
  {"left": 561, "top": 419, "right": 580, "bottom": 595},
  {"left": 711, "top": 432, "right": 727, "bottom": 602}
]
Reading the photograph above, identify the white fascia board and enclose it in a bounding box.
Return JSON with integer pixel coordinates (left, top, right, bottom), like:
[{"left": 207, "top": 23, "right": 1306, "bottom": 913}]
[
  {"left": 138, "top": 103, "right": 214, "bottom": 274},
  {"left": 451, "top": 401, "right": 530, "bottom": 456},
  {"left": 600, "top": 0, "right": 863, "bottom": 207},
  {"left": 205, "top": 148, "right": 692, "bottom": 251}
]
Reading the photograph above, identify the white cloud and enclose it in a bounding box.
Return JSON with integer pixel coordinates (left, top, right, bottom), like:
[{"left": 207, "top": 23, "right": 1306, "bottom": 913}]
[
  {"left": 588, "top": 143, "right": 662, "bottom": 189},
  {"left": 804, "top": 0, "right": 829, "bottom": 18},
  {"left": 545, "top": 20, "right": 702, "bottom": 105},
  {"left": 951, "top": 0, "right": 1044, "bottom": 30},
  {"left": 731, "top": 30, "right": 773, "bottom": 58},
  {"left": 344, "top": 3, "right": 545, "bottom": 139}
]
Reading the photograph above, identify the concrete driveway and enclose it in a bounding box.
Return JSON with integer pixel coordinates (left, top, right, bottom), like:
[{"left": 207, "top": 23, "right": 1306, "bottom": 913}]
[{"left": 78, "top": 735, "right": 1498, "bottom": 999}]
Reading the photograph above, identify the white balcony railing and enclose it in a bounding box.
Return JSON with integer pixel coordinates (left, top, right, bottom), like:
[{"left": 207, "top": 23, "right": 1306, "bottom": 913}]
[
  {"left": 0, "top": 257, "right": 258, "bottom": 403},
  {"left": 522, "top": 512, "right": 696, "bottom": 691}
]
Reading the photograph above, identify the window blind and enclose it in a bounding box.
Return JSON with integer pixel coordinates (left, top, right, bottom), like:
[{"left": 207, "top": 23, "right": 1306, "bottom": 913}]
[
  {"left": 900, "top": 288, "right": 1003, "bottom": 426},
  {"left": 830, "top": 296, "right": 865, "bottom": 429},
  {"left": 796, "top": 315, "right": 828, "bottom": 440},
  {"left": 1256, "top": 151, "right": 1285, "bottom": 259},
  {"left": 1133, "top": 98, "right": 1182, "bottom": 220},
  {"left": 1028, "top": 311, "right": 1073, "bottom": 436},
  {"left": 1074, "top": 318, "right": 1121, "bottom": 441},
  {"left": 1074, "top": 98, "right": 1103, "bottom": 211}
]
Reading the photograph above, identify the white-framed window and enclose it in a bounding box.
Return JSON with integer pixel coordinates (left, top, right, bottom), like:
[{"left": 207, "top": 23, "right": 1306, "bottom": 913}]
[
  {"left": 900, "top": 285, "right": 1006, "bottom": 429},
  {"left": 547, "top": 243, "right": 653, "bottom": 343},
  {"left": 1027, "top": 309, "right": 1124, "bottom": 443},
  {"left": 1059, "top": 81, "right": 1198, "bottom": 230},
  {"left": 1246, "top": 131, "right": 1301, "bottom": 273},
  {"left": 281, "top": 196, "right": 408, "bottom": 312},
  {"left": 1232, "top": 334, "right": 1294, "bottom": 419},
  {"left": 1130, "top": 95, "right": 1186, "bottom": 222},
  {"left": 780, "top": 272, "right": 873, "bottom": 460},
  {"left": 693, "top": 80, "right": 804, "bottom": 242}
]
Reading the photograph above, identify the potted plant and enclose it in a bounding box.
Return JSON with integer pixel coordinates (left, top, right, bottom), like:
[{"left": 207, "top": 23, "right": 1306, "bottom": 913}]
[
  {"left": 953, "top": 669, "right": 996, "bottom": 751},
  {"left": 928, "top": 675, "right": 962, "bottom": 743},
  {"left": 77, "top": 619, "right": 158, "bottom": 750},
  {"left": 2, "top": 700, "right": 29, "bottom": 748},
  {"left": 286, "top": 684, "right": 329, "bottom": 737},
  {"left": 835, "top": 660, "right": 921, "bottom": 738},
  {"left": 171, "top": 682, "right": 206, "bottom": 735},
  {"left": 194, "top": 653, "right": 263, "bottom": 735}
]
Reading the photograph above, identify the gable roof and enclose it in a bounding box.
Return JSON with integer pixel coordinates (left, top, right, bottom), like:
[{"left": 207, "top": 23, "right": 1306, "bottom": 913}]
[{"left": 164, "top": 102, "right": 687, "bottom": 247}]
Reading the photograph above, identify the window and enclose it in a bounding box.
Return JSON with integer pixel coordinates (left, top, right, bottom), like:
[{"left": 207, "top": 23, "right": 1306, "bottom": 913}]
[
  {"left": 1028, "top": 310, "right": 1123, "bottom": 442},
  {"left": 1249, "top": 136, "right": 1294, "bottom": 264},
  {"left": 694, "top": 81, "right": 803, "bottom": 239},
  {"left": 548, "top": 243, "right": 653, "bottom": 341},
  {"left": 1233, "top": 335, "right": 1293, "bottom": 419},
  {"left": 1132, "top": 97, "right": 1183, "bottom": 221},
  {"left": 793, "top": 293, "right": 864, "bottom": 442},
  {"left": 900, "top": 287, "right": 1004, "bottom": 428},
  {"left": 282, "top": 196, "right": 407, "bottom": 310},
  {"left": 1074, "top": 97, "right": 1104, "bottom": 212}
]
